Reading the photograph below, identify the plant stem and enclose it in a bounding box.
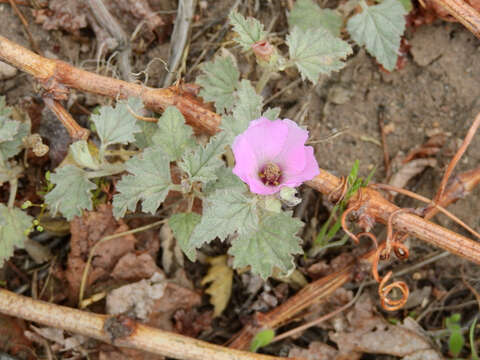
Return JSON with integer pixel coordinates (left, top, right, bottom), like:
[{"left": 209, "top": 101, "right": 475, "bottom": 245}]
[
  {"left": 256, "top": 69, "right": 274, "bottom": 94},
  {"left": 0, "top": 289, "right": 289, "bottom": 360},
  {"left": 7, "top": 178, "right": 17, "bottom": 209}
]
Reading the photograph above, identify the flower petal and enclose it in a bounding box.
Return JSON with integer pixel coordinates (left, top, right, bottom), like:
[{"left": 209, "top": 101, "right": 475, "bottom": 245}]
[
  {"left": 248, "top": 177, "right": 282, "bottom": 195},
  {"left": 282, "top": 146, "right": 320, "bottom": 186},
  {"left": 232, "top": 134, "right": 259, "bottom": 183},
  {"left": 246, "top": 117, "right": 288, "bottom": 161}
]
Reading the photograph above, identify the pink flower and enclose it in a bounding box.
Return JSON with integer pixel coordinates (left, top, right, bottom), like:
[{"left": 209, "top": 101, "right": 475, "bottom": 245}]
[{"left": 232, "top": 117, "right": 320, "bottom": 195}]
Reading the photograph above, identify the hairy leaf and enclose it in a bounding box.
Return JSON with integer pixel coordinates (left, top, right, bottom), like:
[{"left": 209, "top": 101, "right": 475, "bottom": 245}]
[
  {"left": 222, "top": 80, "right": 263, "bottom": 140},
  {"left": 91, "top": 101, "right": 141, "bottom": 148},
  {"left": 0, "top": 97, "right": 12, "bottom": 117},
  {"left": 44, "top": 165, "right": 97, "bottom": 220},
  {"left": 0, "top": 118, "right": 19, "bottom": 143},
  {"left": 135, "top": 121, "right": 158, "bottom": 149},
  {"left": 113, "top": 146, "right": 172, "bottom": 219},
  {"left": 229, "top": 10, "right": 267, "bottom": 50},
  {"left": 204, "top": 167, "right": 246, "bottom": 195},
  {"left": 169, "top": 212, "right": 201, "bottom": 261},
  {"left": 347, "top": 0, "right": 407, "bottom": 71},
  {"left": 229, "top": 211, "right": 303, "bottom": 279},
  {"left": 179, "top": 133, "right": 228, "bottom": 183},
  {"left": 201, "top": 255, "right": 233, "bottom": 317},
  {"left": 288, "top": 0, "right": 342, "bottom": 36},
  {"left": 187, "top": 189, "right": 258, "bottom": 260},
  {"left": 70, "top": 140, "right": 100, "bottom": 170},
  {"left": 151, "top": 106, "right": 195, "bottom": 161},
  {"left": 197, "top": 56, "right": 240, "bottom": 113},
  {"left": 262, "top": 107, "right": 281, "bottom": 121},
  {"left": 287, "top": 27, "right": 352, "bottom": 82},
  {"left": 0, "top": 204, "right": 32, "bottom": 265}
]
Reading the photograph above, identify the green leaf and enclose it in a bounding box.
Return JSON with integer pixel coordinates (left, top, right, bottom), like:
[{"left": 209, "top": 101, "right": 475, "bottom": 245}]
[
  {"left": 187, "top": 189, "right": 259, "bottom": 261},
  {"left": 262, "top": 107, "right": 281, "bottom": 121},
  {"left": 288, "top": 0, "right": 343, "bottom": 36},
  {"left": 229, "top": 211, "right": 303, "bottom": 279},
  {"left": 250, "top": 329, "right": 275, "bottom": 352},
  {"left": 197, "top": 56, "right": 240, "bottom": 113},
  {"left": 470, "top": 317, "right": 479, "bottom": 360},
  {"left": 446, "top": 313, "right": 465, "bottom": 357},
  {"left": 44, "top": 165, "right": 97, "bottom": 220},
  {"left": 204, "top": 167, "right": 246, "bottom": 195},
  {"left": 222, "top": 80, "right": 263, "bottom": 140},
  {"left": 179, "top": 133, "right": 228, "bottom": 183},
  {"left": 0, "top": 204, "right": 33, "bottom": 265},
  {"left": 0, "top": 118, "right": 19, "bottom": 143},
  {"left": 135, "top": 121, "right": 158, "bottom": 149},
  {"left": 347, "top": 0, "right": 407, "bottom": 71},
  {"left": 70, "top": 140, "right": 100, "bottom": 170},
  {"left": 0, "top": 97, "right": 12, "bottom": 117},
  {"left": 113, "top": 146, "right": 172, "bottom": 219},
  {"left": 398, "top": 0, "right": 412, "bottom": 12},
  {"left": 151, "top": 106, "right": 195, "bottom": 161},
  {"left": 229, "top": 10, "right": 267, "bottom": 50},
  {"left": 91, "top": 101, "right": 141, "bottom": 148},
  {"left": 169, "top": 212, "right": 201, "bottom": 261},
  {"left": 0, "top": 117, "right": 29, "bottom": 161},
  {"left": 287, "top": 27, "right": 352, "bottom": 82}
]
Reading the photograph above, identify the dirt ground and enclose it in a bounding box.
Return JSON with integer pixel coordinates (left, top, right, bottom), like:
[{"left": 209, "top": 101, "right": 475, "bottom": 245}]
[{"left": 1, "top": 0, "right": 480, "bottom": 359}]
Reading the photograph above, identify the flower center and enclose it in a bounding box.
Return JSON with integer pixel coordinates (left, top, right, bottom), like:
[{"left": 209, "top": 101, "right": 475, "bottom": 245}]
[{"left": 259, "top": 162, "right": 282, "bottom": 186}]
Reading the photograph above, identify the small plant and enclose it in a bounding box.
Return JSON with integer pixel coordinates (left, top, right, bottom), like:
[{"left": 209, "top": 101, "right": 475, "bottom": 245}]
[{"left": 1, "top": 1, "right": 411, "bottom": 278}]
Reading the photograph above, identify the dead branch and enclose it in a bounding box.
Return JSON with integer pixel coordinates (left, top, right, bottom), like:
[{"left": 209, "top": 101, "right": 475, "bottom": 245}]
[
  {"left": 0, "top": 35, "right": 221, "bottom": 135},
  {"left": 0, "top": 288, "right": 294, "bottom": 360},
  {"left": 430, "top": 0, "right": 480, "bottom": 39}
]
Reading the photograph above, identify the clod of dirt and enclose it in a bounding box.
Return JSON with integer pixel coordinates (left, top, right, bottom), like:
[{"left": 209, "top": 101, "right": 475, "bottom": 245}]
[{"left": 410, "top": 26, "right": 445, "bottom": 66}]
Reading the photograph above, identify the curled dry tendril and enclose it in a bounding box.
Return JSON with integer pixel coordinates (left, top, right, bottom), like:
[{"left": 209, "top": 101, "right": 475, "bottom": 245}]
[{"left": 339, "top": 189, "right": 411, "bottom": 311}]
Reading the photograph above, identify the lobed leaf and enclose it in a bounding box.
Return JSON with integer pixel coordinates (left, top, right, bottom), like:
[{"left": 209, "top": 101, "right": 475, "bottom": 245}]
[
  {"left": 229, "top": 211, "right": 303, "bottom": 279},
  {"left": 347, "top": 0, "right": 407, "bottom": 71},
  {"left": 112, "top": 146, "right": 172, "bottom": 219},
  {"left": 197, "top": 56, "right": 240, "bottom": 113},
  {"left": 221, "top": 80, "right": 263, "bottom": 140},
  {"left": 288, "top": 0, "right": 343, "bottom": 36},
  {"left": 44, "top": 165, "right": 97, "bottom": 220},
  {"left": 0, "top": 204, "right": 32, "bottom": 265},
  {"left": 91, "top": 100, "right": 141, "bottom": 148},
  {"left": 229, "top": 10, "right": 267, "bottom": 50},
  {"left": 187, "top": 189, "right": 259, "bottom": 261},
  {"left": 179, "top": 133, "right": 228, "bottom": 183},
  {"left": 169, "top": 212, "right": 201, "bottom": 261},
  {"left": 287, "top": 27, "right": 352, "bottom": 82},
  {"left": 151, "top": 106, "right": 195, "bottom": 161}
]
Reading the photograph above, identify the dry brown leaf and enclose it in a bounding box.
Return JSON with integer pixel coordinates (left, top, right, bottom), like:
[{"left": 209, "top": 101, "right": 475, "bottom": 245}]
[
  {"left": 329, "top": 295, "right": 442, "bottom": 359},
  {"left": 159, "top": 223, "right": 184, "bottom": 274},
  {"left": 65, "top": 204, "right": 136, "bottom": 303},
  {"left": 106, "top": 272, "right": 167, "bottom": 321},
  {"left": 33, "top": 0, "right": 88, "bottom": 34},
  {"left": 112, "top": 252, "right": 160, "bottom": 281},
  {"left": 0, "top": 314, "right": 34, "bottom": 360},
  {"left": 289, "top": 342, "right": 340, "bottom": 360},
  {"left": 389, "top": 158, "right": 437, "bottom": 192},
  {"left": 201, "top": 255, "right": 233, "bottom": 317}
]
